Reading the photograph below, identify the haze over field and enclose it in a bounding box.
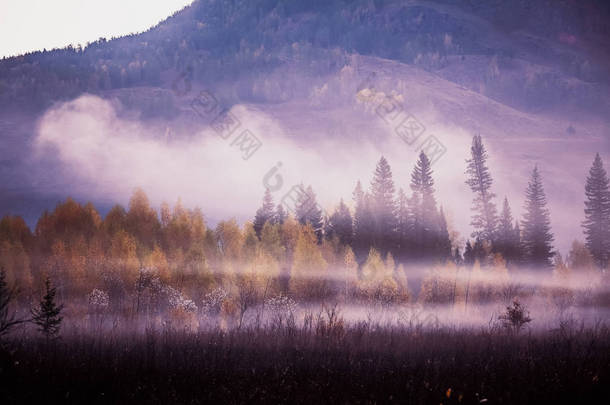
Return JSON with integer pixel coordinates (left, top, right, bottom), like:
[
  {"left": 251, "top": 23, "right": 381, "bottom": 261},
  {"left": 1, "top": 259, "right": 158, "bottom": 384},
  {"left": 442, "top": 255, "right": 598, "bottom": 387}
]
[
  {"left": 1, "top": 2, "right": 610, "bottom": 403},
  {"left": 0, "top": 0, "right": 609, "bottom": 253}
]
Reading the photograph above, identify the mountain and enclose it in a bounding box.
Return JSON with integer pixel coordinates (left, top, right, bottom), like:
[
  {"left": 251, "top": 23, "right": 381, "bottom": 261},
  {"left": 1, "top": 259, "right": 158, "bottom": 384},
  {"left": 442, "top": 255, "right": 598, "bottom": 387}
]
[{"left": 0, "top": 0, "right": 609, "bottom": 253}]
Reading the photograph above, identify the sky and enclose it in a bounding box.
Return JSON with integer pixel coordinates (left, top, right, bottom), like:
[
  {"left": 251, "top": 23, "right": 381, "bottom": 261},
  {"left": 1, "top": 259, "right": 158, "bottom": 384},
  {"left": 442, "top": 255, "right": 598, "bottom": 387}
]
[{"left": 0, "top": 0, "right": 194, "bottom": 58}]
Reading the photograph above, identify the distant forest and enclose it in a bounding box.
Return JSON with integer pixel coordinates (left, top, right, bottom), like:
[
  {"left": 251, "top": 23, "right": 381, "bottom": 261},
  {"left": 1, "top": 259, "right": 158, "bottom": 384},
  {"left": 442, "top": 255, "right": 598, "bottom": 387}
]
[
  {"left": 0, "top": 135, "right": 608, "bottom": 316},
  {"left": 1, "top": 0, "right": 608, "bottom": 113}
]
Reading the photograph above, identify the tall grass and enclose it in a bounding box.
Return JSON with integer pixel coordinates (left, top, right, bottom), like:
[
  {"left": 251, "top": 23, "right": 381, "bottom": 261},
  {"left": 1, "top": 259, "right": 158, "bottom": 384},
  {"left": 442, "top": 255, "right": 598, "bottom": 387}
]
[{"left": 1, "top": 310, "right": 607, "bottom": 404}]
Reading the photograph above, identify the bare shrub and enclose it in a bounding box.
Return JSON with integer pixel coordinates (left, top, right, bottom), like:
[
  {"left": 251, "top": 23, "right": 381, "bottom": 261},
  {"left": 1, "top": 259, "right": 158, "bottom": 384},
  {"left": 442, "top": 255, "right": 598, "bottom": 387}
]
[{"left": 499, "top": 300, "right": 532, "bottom": 333}]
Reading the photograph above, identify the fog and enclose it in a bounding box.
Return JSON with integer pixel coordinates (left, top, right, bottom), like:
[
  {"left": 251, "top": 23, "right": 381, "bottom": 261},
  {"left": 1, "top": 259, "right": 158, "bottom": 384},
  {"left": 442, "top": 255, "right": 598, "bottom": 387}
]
[{"left": 29, "top": 54, "right": 610, "bottom": 258}]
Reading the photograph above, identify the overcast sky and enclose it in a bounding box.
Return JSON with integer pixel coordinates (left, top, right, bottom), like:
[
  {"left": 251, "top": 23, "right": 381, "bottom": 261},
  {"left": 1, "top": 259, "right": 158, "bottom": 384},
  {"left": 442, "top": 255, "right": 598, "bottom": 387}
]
[{"left": 0, "top": 0, "right": 194, "bottom": 58}]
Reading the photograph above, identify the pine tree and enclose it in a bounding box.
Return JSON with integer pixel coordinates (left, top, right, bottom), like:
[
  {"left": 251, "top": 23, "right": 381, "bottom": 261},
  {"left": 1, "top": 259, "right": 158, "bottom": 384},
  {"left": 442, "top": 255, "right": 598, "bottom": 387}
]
[
  {"left": 472, "top": 237, "right": 487, "bottom": 265},
  {"left": 497, "top": 197, "right": 517, "bottom": 264},
  {"left": 326, "top": 199, "right": 353, "bottom": 246},
  {"left": 582, "top": 153, "right": 610, "bottom": 269},
  {"left": 352, "top": 181, "right": 374, "bottom": 261},
  {"left": 464, "top": 240, "right": 475, "bottom": 266},
  {"left": 31, "top": 278, "right": 64, "bottom": 341},
  {"left": 465, "top": 135, "right": 498, "bottom": 242},
  {"left": 436, "top": 207, "right": 452, "bottom": 262},
  {"left": 275, "top": 204, "right": 287, "bottom": 225},
  {"left": 453, "top": 247, "right": 463, "bottom": 265},
  {"left": 253, "top": 189, "right": 275, "bottom": 238},
  {"left": 295, "top": 185, "right": 324, "bottom": 243},
  {"left": 521, "top": 166, "right": 554, "bottom": 269},
  {"left": 370, "top": 156, "right": 398, "bottom": 255},
  {"left": 512, "top": 220, "right": 523, "bottom": 265},
  {"left": 410, "top": 151, "right": 438, "bottom": 259}
]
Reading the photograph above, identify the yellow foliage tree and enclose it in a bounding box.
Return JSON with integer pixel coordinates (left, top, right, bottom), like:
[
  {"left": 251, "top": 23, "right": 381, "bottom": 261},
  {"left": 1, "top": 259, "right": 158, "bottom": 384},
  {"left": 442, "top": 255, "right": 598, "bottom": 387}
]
[
  {"left": 359, "top": 248, "right": 399, "bottom": 303},
  {"left": 290, "top": 224, "right": 328, "bottom": 299}
]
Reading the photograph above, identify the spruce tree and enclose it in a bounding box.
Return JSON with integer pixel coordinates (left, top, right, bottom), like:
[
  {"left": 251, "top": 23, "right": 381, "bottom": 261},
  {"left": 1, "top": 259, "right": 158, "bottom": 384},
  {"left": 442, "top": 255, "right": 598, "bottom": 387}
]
[
  {"left": 410, "top": 151, "right": 438, "bottom": 259},
  {"left": 436, "top": 207, "right": 452, "bottom": 262},
  {"left": 370, "top": 156, "right": 398, "bottom": 255},
  {"left": 465, "top": 135, "right": 498, "bottom": 242},
  {"left": 31, "top": 278, "right": 64, "bottom": 342},
  {"left": 353, "top": 181, "right": 374, "bottom": 261},
  {"left": 464, "top": 240, "right": 475, "bottom": 266},
  {"left": 326, "top": 199, "right": 353, "bottom": 246},
  {"left": 497, "top": 197, "right": 516, "bottom": 264},
  {"left": 521, "top": 166, "right": 554, "bottom": 269},
  {"left": 582, "top": 153, "right": 610, "bottom": 269},
  {"left": 253, "top": 189, "right": 276, "bottom": 238},
  {"left": 295, "top": 185, "right": 324, "bottom": 243},
  {"left": 275, "top": 204, "right": 287, "bottom": 225},
  {"left": 512, "top": 220, "right": 523, "bottom": 265}
]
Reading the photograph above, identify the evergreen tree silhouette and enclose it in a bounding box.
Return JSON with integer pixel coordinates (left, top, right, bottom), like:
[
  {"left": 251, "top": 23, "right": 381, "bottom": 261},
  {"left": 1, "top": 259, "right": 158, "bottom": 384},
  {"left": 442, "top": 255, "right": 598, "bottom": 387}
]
[
  {"left": 370, "top": 156, "right": 398, "bottom": 255},
  {"left": 295, "top": 185, "right": 324, "bottom": 243},
  {"left": 353, "top": 181, "right": 374, "bottom": 261},
  {"left": 253, "top": 189, "right": 275, "bottom": 238},
  {"left": 275, "top": 204, "right": 287, "bottom": 225},
  {"left": 436, "top": 207, "right": 452, "bottom": 262},
  {"left": 326, "top": 199, "right": 353, "bottom": 246},
  {"left": 31, "top": 278, "right": 64, "bottom": 342},
  {"left": 582, "top": 153, "right": 610, "bottom": 269},
  {"left": 465, "top": 135, "right": 498, "bottom": 242},
  {"left": 464, "top": 240, "right": 475, "bottom": 266},
  {"left": 497, "top": 197, "right": 517, "bottom": 265},
  {"left": 410, "top": 151, "right": 438, "bottom": 260},
  {"left": 521, "top": 166, "right": 554, "bottom": 269}
]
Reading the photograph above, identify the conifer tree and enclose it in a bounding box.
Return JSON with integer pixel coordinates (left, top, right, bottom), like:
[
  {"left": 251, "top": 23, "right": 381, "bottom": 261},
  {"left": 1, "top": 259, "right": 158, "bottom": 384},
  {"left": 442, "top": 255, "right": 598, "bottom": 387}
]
[
  {"left": 464, "top": 240, "right": 475, "bottom": 266},
  {"left": 436, "top": 207, "right": 452, "bottom": 262},
  {"left": 512, "top": 220, "right": 523, "bottom": 264},
  {"left": 410, "top": 151, "right": 438, "bottom": 259},
  {"left": 453, "top": 247, "right": 463, "bottom": 265},
  {"left": 497, "top": 197, "right": 517, "bottom": 264},
  {"left": 521, "top": 166, "right": 554, "bottom": 269},
  {"left": 253, "top": 189, "right": 276, "bottom": 238},
  {"left": 465, "top": 135, "right": 498, "bottom": 242},
  {"left": 370, "top": 156, "right": 398, "bottom": 254},
  {"left": 295, "top": 185, "right": 324, "bottom": 243},
  {"left": 275, "top": 204, "right": 287, "bottom": 225},
  {"left": 31, "top": 278, "right": 64, "bottom": 342},
  {"left": 582, "top": 153, "right": 610, "bottom": 269},
  {"left": 352, "top": 181, "right": 374, "bottom": 260},
  {"left": 326, "top": 199, "right": 353, "bottom": 246}
]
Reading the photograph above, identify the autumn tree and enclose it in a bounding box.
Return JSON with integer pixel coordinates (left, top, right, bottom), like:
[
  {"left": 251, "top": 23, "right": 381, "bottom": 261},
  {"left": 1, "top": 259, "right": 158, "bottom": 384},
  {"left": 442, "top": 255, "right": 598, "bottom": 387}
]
[
  {"left": 125, "top": 188, "right": 160, "bottom": 253},
  {"left": 290, "top": 225, "right": 328, "bottom": 299}
]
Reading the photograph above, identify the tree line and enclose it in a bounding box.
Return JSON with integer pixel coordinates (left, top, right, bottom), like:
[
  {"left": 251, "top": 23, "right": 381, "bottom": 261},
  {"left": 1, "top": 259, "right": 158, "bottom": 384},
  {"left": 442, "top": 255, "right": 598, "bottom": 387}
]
[
  {"left": 255, "top": 135, "right": 609, "bottom": 271},
  {"left": 0, "top": 135, "right": 608, "bottom": 313}
]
